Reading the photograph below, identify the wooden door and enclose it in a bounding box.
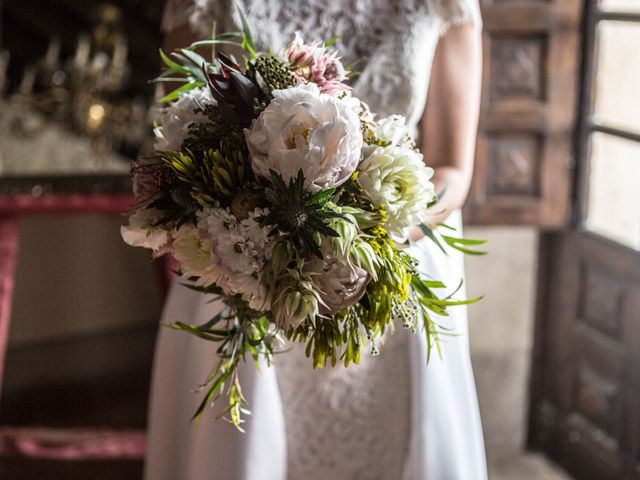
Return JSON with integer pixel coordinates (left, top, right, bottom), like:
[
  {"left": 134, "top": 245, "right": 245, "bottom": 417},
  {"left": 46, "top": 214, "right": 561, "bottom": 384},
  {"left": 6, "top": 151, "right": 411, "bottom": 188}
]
[
  {"left": 528, "top": 2, "right": 640, "bottom": 478},
  {"left": 464, "top": 0, "right": 582, "bottom": 226}
]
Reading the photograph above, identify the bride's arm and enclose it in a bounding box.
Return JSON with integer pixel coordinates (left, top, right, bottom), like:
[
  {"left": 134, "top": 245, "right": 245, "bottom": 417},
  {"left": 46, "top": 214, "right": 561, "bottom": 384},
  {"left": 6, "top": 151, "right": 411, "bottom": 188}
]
[{"left": 413, "top": 23, "right": 483, "bottom": 237}]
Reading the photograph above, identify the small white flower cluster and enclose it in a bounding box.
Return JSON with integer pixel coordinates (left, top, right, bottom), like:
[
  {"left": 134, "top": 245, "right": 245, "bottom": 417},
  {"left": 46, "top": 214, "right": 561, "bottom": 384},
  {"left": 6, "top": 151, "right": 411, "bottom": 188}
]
[{"left": 122, "top": 206, "right": 275, "bottom": 312}]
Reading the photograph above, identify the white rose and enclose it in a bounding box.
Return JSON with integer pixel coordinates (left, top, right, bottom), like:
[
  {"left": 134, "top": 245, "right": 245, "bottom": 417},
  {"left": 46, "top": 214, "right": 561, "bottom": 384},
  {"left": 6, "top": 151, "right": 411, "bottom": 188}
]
[
  {"left": 120, "top": 208, "right": 169, "bottom": 255},
  {"left": 245, "top": 83, "right": 362, "bottom": 191},
  {"left": 153, "top": 86, "right": 213, "bottom": 152},
  {"left": 357, "top": 145, "right": 435, "bottom": 236},
  {"left": 375, "top": 115, "right": 408, "bottom": 146}
]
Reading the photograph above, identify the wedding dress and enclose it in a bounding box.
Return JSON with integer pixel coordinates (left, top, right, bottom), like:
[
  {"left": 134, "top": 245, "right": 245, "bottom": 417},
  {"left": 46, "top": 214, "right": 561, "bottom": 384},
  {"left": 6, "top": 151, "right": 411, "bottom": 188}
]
[{"left": 146, "top": 1, "right": 486, "bottom": 479}]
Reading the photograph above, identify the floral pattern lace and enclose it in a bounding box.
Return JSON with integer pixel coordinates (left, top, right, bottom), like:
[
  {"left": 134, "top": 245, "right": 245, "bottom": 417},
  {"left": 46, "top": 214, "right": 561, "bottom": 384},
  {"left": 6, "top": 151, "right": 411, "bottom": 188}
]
[
  {"left": 164, "top": 0, "right": 481, "bottom": 131},
  {"left": 275, "top": 326, "right": 412, "bottom": 480}
]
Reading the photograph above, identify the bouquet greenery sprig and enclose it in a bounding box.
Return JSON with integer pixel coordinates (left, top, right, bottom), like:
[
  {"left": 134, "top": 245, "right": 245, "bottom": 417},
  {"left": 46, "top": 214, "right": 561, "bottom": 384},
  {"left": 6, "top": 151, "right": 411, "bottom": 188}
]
[{"left": 122, "top": 9, "right": 485, "bottom": 430}]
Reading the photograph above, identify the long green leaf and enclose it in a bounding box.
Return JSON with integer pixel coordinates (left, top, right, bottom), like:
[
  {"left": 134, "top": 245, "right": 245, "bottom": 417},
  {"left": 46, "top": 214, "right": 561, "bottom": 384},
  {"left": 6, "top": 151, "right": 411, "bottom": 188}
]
[
  {"left": 159, "top": 48, "right": 189, "bottom": 75},
  {"left": 442, "top": 235, "right": 488, "bottom": 256},
  {"left": 190, "top": 39, "right": 244, "bottom": 49},
  {"left": 159, "top": 81, "right": 204, "bottom": 103},
  {"left": 419, "top": 224, "right": 447, "bottom": 255},
  {"left": 236, "top": 4, "right": 256, "bottom": 57}
]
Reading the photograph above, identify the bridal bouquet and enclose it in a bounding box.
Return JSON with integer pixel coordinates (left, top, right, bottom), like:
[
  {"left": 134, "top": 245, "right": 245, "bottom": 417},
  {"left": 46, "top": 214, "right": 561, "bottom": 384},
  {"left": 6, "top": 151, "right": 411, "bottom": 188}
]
[{"left": 122, "top": 12, "right": 483, "bottom": 429}]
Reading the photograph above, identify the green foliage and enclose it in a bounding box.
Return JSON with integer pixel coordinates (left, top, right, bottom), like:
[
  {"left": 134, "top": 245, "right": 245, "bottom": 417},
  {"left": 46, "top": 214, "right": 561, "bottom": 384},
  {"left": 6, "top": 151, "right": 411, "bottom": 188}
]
[
  {"left": 183, "top": 103, "right": 250, "bottom": 159},
  {"left": 161, "top": 148, "right": 249, "bottom": 208},
  {"left": 419, "top": 223, "right": 487, "bottom": 256},
  {"left": 156, "top": 48, "right": 210, "bottom": 103},
  {"left": 410, "top": 275, "right": 482, "bottom": 361},
  {"left": 170, "top": 308, "right": 276, "bottom": 428},
  {"left": 236, "top": 3, "right": 257, "bottom": 59}
]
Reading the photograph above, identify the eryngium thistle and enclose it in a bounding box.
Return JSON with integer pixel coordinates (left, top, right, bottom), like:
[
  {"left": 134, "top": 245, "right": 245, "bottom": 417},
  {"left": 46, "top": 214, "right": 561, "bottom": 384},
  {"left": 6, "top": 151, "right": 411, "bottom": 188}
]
[{"left": 259, "top": 169, "right": 342, "bottom": 259}]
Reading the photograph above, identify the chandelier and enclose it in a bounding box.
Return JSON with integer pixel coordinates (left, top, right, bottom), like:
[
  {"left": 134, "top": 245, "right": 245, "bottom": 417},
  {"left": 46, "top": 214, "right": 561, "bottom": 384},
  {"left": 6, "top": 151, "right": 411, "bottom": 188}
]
[{"left": 0, "top": 4, "right": 154, "bottom": 167}]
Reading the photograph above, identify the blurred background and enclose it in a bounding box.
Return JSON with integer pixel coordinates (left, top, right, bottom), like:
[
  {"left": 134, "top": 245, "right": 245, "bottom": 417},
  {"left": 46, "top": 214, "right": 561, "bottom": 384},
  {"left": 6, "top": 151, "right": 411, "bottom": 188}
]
[{"left": 0, "top": 0, "right": 638, "bottom": 479}]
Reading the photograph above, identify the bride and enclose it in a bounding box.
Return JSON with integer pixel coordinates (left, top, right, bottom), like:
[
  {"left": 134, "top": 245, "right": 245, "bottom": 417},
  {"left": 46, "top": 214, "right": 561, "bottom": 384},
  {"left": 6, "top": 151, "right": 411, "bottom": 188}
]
[{"left": 146, "top": 1, "right": 486, "bottom": 479}]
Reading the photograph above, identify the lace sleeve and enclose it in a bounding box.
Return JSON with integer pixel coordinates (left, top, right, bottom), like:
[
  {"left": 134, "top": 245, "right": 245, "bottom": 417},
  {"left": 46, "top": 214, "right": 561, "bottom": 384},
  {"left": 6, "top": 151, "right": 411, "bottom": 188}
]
[{"left": 430, "top": 0, "right": 483, "bottom": 35}]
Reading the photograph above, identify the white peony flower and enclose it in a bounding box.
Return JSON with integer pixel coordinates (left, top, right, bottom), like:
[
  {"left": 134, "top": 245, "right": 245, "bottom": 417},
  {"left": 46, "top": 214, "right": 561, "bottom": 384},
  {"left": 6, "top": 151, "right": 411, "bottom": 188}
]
[
  {"left": 357, "top": 144, "right": 436, "bottom": 236},
  {"left": 245, "top": 83, "right": 362, "bottom": 191},
  {"left": 120, "top": 208, "right": 169, "bottom": 255},
  {"left": 172, "top": 225, "right": 230, "bottom": 288},
  {"left": 153, "top": 86, "right": 213, "bottom": 152},
  {"left": 375, "top": 115, "right": 409, "bottom": 146}
]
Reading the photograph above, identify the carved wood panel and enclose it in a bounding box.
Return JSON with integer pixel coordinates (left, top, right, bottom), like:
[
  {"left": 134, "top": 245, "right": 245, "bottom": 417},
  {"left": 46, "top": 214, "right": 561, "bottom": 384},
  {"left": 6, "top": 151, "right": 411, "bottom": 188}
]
[
  {"left": 464, "top": 0, "right": 582, "bottom": 226},
  {"left": 529, "top": 231, "right": 640, "bottom": 479}
]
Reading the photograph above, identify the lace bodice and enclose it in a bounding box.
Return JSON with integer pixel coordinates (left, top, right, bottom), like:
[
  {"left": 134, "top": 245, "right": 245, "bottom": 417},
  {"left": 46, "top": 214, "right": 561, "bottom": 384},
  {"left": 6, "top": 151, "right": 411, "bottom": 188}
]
[
  {"left": 160, "top": 1, "right": 482, "bottom": 478},
  {"left": 165, "top": 0, "right": 481, "bottom": 133}
]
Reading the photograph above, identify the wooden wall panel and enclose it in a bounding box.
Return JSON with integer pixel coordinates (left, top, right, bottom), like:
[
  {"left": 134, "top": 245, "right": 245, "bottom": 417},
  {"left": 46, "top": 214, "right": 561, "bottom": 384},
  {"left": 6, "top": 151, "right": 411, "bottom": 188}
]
[{"left": 464, "top": 0, "right": 583, "bottom": 227}]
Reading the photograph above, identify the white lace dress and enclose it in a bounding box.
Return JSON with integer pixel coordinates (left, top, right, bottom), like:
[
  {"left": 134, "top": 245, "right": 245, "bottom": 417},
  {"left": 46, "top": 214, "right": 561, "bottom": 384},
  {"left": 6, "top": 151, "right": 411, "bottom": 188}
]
[{"left": 146, "top": 1, "right": 486, "bottom": 479}]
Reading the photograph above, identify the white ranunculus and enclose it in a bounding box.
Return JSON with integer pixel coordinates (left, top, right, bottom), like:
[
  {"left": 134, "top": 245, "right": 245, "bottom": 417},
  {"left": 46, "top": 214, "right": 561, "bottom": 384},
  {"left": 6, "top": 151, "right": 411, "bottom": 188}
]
[
  {"left": 245, "top": 83, "right": 363, "bottom": 191},
  {"left": 172, "top": 225, "right": 230, "bottom": 289},
  {"left": 153, "top": 86, "right": 213, "bottom": 152},
  {"left": 357, "top": 145, "right": 436, "bottom": 236},
  {"left": 375, "top": 115, "right": 408, "bottom": 146},
  {"left": 120, "top": 208, "right": 169, "bottom": 255}
]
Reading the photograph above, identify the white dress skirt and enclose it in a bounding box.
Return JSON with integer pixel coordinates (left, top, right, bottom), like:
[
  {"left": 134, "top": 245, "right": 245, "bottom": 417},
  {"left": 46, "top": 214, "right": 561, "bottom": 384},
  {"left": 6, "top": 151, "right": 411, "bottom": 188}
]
[
  {"left": 146, "top": 1, "right": 487, "bottom": 478},
  {"left": 145, "top": 213, "right": 486, "bottom": 480}
]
